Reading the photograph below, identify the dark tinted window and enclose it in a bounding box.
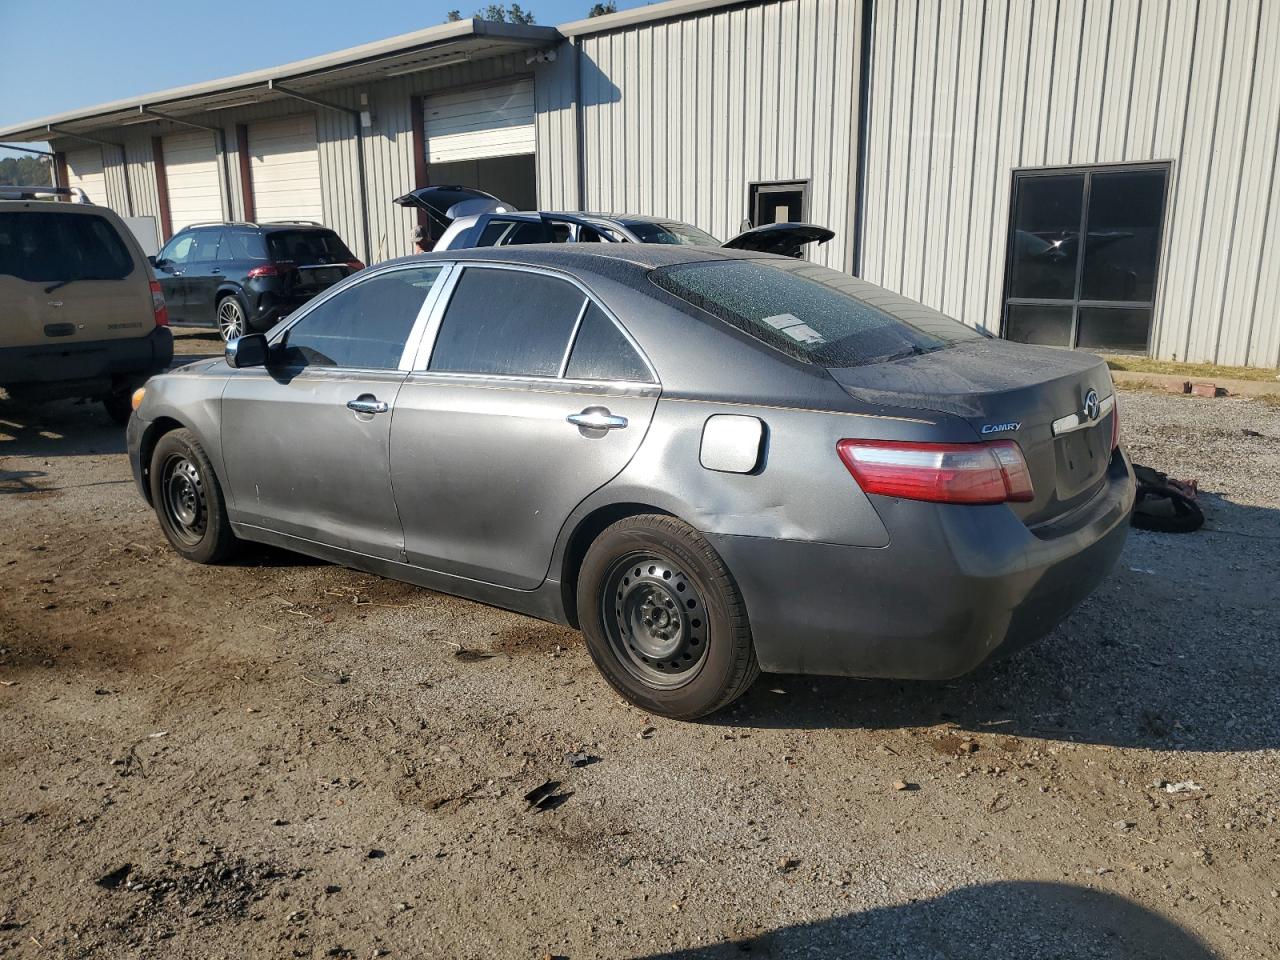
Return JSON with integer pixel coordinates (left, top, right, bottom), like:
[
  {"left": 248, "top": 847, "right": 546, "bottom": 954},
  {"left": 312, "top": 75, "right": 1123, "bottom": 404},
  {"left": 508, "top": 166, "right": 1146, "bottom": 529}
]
[
  {"left": 1007, "top": 175, "right": 1084, "bottom": 299},
  {"left": 220, "top": 229, "right": 267, "bottom": 261},
  {"left": 625, "top": 220, "right": 720, "bottom": 246},
  {"left": 430, "top": 268, "right": 586, "bottom": 377},
  {"left": 1005, "top": 303, "right": 1072, "bottom": 346},
  {"left": 190, "top": 229, "right": 223, "bottom": 261},
  {"left": 475, "top": 219, "right": 551, "bottom": 247},
  {"left": 266, "top": 229, "right": 354, "bottom": 264},
  {"left": 0, "top": 211, "right": 133, "bottom": 283},
  {"left": 1080, "top": 170, "right": 1166, "bottom": 302},
  {"left": 279, "top": 266, "right": 440, "bottom": 369},
  {"left": 651, "top": 259, "right": 981, "bottom": 367},
  {"left": 565, "top": 304, "right": 651, "bottom": 381}
]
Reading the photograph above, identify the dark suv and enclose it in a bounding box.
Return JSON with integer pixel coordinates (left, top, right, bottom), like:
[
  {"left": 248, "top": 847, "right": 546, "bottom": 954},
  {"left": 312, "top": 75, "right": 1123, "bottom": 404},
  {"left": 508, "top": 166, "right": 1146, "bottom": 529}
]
[{"left": 150, "top": 222, "right": 363, "bottom": 341}]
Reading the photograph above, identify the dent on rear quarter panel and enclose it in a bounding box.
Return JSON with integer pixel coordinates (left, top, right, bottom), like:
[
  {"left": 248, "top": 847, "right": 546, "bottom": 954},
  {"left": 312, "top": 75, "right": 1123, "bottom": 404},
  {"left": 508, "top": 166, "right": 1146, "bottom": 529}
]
[{"left": 597, "top": 398, "right": 909, "bottom": 548}]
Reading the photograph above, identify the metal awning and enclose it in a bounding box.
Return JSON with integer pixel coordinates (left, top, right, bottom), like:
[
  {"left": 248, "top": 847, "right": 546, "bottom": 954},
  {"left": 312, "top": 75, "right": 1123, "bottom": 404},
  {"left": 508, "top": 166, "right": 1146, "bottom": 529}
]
[{"left": 0, "top": 19, "right": 560, "bottom": 142}]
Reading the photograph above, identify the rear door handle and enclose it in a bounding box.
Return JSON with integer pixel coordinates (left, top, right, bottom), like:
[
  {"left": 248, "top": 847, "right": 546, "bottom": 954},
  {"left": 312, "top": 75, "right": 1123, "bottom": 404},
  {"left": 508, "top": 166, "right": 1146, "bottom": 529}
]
[
  {"left": 347, "top": 397, "right": 389, "bottom": 415},
  {"left": 567, "top": 407, "right": 628, "bottom": 430}
]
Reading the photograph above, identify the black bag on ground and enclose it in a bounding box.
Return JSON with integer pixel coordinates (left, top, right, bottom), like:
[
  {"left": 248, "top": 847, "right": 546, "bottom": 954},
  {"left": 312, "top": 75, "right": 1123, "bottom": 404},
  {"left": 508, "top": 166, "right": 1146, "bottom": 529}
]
[{"left": 1131, "top": 464, "right": 1204, "bottom": 533}]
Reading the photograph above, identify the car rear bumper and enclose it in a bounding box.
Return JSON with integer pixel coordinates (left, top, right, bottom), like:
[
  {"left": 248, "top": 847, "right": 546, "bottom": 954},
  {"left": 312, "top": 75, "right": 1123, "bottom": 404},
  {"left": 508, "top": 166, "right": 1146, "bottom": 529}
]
[
  {"left": 708, "top": 447, "right": 1135, "bottom": 680},
  {"left": 0, "top": 326, "right": 173, "bottom": 392}
]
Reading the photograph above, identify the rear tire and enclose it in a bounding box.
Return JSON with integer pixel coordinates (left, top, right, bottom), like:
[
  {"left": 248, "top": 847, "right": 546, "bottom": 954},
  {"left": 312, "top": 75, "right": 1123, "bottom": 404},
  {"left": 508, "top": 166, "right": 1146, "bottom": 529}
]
[
  {"left": 577, "top": 514, "right": 759, "bottom": 719},
  {"left": 149, "top": 428, "right": 239, "bottom": 564},
  {"left": 216, "top": 294, "right": 247, "bottom": 342},
  {"left": 102, "top": 392, "right": 132, "bottom": 426}
]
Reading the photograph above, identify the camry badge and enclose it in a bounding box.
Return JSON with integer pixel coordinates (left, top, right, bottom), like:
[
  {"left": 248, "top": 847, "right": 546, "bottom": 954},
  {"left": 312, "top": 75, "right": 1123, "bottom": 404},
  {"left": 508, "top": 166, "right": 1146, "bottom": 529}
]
[{"left": 981, "top": 421, "right": 1021, "bottom": 434}]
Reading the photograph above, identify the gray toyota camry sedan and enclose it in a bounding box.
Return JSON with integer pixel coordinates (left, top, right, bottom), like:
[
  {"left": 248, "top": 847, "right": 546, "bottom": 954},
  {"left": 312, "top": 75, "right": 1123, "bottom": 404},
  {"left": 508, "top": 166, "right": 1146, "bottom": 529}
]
[{"left": 127, "top": 245, "right": 1134, "bottom": 719}]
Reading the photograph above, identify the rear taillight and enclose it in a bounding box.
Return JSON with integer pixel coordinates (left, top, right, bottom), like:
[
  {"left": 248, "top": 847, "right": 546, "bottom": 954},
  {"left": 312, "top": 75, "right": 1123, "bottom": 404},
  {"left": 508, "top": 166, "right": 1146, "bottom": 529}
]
[
  {"left": 837, "top": 439, "right": 1035, "bottom": 505},
  {"left": 345, "top": 259, "right": 365, "bottom": 271},
  {"left": 1110, "top": 394, "right": 1121, "bottom": 450},
  {"left": 247, "top": 263, "right": 281, "bottom": 279},
  {"left": 149, "top": 280, "right": 168, "bottom": 327}
]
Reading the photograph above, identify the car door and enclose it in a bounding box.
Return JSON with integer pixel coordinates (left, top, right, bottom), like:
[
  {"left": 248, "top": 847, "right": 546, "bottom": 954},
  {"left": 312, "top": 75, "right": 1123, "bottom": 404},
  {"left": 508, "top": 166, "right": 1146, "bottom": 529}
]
[
  {"left": 181, "top": 228, "right": 226, "bottom": 324},
  {"left": 152, "top": 231, "right": 196, "bottom": 321},
  {"left": 220, "top": 263, "right": 447, "bottom": 561},
  {"left": 390, "top": 263, "right": 660, "bottom": 589}
]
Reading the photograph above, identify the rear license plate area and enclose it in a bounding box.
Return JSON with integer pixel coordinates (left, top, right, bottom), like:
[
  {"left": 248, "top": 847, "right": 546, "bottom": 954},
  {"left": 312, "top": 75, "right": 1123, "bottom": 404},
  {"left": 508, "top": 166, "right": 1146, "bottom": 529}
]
[{"left": 1055, "top": 427, "right": 1107, "bottom": 496}]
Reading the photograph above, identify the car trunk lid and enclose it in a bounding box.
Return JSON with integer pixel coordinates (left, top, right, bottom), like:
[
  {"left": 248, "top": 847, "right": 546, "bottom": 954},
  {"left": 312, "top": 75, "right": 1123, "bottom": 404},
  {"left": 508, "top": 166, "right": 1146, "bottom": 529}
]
[
  {"left": 827, "top": 339, "right": 1117, "bottom": 525},
  {"left": 720, "top": 223, "right": 835, "bottom": 257}
]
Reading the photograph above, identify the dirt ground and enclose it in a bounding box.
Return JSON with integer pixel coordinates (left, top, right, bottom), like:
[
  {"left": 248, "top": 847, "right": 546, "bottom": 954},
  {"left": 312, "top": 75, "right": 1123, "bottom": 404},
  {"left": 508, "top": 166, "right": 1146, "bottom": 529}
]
[{"left": 1, "top": 386, "right": 1277, "bottom": 959}]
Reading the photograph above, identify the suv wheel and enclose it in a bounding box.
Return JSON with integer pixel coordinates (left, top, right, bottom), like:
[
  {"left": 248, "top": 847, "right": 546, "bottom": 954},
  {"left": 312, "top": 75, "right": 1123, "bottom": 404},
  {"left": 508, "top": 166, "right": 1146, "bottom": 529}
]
[
  {"left": 577, "top": 515, "right": 759, "bottom": 719},
  {"left": 101, "top": 391, "right": 133, "bottom": 426},
  {"left": 216, "top": 295, "right": 246, "bottom": 342}
]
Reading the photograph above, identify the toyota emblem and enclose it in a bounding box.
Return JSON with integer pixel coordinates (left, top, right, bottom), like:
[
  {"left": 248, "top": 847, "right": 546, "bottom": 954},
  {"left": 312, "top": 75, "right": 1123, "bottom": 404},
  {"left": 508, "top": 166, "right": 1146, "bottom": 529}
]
[{"left": 1083, "top": 389, "right": 1101, "bottom": 422}]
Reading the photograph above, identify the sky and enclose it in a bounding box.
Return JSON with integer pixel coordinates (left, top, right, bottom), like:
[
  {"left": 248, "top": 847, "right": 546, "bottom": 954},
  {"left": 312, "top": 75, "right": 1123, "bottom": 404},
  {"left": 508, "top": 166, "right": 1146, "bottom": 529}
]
[{"left": 0, "top": 0, "right": 645, "bottom": 159}]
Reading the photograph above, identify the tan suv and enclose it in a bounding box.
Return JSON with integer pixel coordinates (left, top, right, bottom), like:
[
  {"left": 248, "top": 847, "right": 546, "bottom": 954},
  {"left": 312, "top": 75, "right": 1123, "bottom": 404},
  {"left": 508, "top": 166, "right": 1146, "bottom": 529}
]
[{"left": 0, "top": 188, "right": 173, "bottom": 423}]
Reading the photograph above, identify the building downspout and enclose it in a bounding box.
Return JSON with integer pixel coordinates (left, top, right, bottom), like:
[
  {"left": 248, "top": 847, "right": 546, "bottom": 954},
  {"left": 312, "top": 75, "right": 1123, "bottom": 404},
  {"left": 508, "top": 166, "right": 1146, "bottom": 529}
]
[
  {"left": 270, "top": 82, "right": 373, "bottom": 264},
  {"left": 46, "top": 125, "right": 135, "bottom": 215},
  {"left": 574, "top": 37, "right": 586, "bottom": 213},
  {"left": 848, "top": 0, "right": 875, "bottom": 277}
]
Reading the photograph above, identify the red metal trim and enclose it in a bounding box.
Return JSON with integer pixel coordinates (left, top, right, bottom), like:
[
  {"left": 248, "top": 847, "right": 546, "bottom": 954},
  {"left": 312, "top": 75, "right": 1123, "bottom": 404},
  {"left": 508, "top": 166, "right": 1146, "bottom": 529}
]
[
  {"left": 409, "top": 95, "right": 428, "bottom": 228},
  {"left": 236, "top": 124, "right": 255, "bottom": 223}
]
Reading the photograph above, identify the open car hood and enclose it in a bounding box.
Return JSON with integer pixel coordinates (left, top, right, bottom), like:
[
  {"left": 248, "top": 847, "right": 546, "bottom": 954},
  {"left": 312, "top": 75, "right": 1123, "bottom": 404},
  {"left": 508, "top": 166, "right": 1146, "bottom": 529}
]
[
  {"left": 392, "top": 185, "right": 513, "bottom": 230},
  {"left": 721, "top": 222, "right": 835, "bottom": 258}
]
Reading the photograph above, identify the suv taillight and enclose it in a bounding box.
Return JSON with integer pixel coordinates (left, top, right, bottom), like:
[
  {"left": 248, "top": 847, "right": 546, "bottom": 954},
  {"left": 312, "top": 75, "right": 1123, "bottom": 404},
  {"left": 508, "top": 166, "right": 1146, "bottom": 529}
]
[
  {"left": 837, "top": 439, "right": 1035, "bottom": 505},
  {"left": 247, "top": 263, "right": 281, "bottom": 279},
  {"left": 149, "top": 280, "right": 169, "bottom": 327}
]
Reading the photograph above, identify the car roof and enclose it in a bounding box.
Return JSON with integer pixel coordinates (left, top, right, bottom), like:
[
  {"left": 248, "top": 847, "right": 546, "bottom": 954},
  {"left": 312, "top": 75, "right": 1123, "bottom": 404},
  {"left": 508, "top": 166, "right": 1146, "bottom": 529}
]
[{"left": 389, "top": 242, "right": 778, "bottom": 276}]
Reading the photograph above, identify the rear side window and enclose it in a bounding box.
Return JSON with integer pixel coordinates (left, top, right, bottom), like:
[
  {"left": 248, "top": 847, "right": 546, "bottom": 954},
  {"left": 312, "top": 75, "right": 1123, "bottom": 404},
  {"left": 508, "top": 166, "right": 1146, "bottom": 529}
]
[
  {"left": 220, "top": 229, "right": 267, "bottom": 261},
  {"left": 266, "top": 229, "right": 353, "bottom": 264},
  {"left": 0, "top": 211, "right": 134, "bottom": 283},
  {"left": 565, "top": 304, "right": 651, "bottom": 382},
  {"left": 626, "top": 220, "right": 720, "bottom": 246},
  {"left": 429, "top": 268, "right": 585, "bottom": 377},
  {"left": 279, "top": 266, "right": 441, "bottom": 369},
  {"left": 190, "top": 229, "right": 223, "bottom": 261},
  {"left": 475, "top": 219, "right": 551, "bottom": 247},
  {"left": 650, "top": 259, "right": 982, "bottom": 367}
]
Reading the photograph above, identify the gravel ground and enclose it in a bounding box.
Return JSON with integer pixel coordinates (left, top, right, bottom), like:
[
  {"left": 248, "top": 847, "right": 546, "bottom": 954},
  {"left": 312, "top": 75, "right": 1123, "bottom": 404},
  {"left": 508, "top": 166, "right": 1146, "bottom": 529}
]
[{"left": 0, "top": 387, "right": 1277, "bottom": 959}]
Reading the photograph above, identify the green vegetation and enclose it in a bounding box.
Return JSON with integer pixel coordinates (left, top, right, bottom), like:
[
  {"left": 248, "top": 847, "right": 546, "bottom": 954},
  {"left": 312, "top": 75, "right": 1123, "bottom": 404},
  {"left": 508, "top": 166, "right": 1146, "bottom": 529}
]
[
  {"left": 1105, "top": 355, "right": 1279, "bottom": 383},
  {"left": 446, "top": 4, "right": 536, "bottom": 23},
  {"left": 0, "top": 155, "right": 52, "bottom": 187},
  {"left": 588, "top": 1, "right": 618, "bottom": 15}
]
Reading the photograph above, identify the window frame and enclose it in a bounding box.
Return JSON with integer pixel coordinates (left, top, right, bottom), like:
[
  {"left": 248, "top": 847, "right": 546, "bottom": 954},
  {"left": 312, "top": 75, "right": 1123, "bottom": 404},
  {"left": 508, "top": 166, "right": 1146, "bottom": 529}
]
[
  {"left": 408, "top": 262, "right": 658, "bottom": 386},
  {"left": 264, "top": 262, "right": 453, "bottom": 374},
  {"left": 999, "top": 161, "right": 1172, "bottom": 354},
  {"left": 747, "top": 179, "right": 811, "bottom": 228}
]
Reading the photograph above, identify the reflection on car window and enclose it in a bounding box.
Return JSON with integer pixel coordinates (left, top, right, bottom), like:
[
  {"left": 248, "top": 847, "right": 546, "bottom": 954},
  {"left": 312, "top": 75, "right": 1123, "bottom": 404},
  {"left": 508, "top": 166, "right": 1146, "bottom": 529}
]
[
  {"left": 651, "top": 260, "right": 982, "bottom": 367},
  {"left": 266, "top": 230, "right": 354, "bottom": 264},
  {"left": 160, "top": 233, "right": 196, "bottom": 265},
  {"left": 626, "top": 220, "right": 720, "bottom": 246},
  {"left": 279, "top": 266, "right": 441, "bottom": 369},
  {"left": 190, "top": 229, "right": 223, "bottom": 261},
  {"left": 220, "top": 230, "right": 267, "bottom": 261},
  {"left": 0, "top": 211, "right": 133, "bottom": 283},
  {"left": 429, "top": 268, "right": 585, "bottom": 377},
  {"left": 565, "top": 304, "right": 651, "bottom": 382}
]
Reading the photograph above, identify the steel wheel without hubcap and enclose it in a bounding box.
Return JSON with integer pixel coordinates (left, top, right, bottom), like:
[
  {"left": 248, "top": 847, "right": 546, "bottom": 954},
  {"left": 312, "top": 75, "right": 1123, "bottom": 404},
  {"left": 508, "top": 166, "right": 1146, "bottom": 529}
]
[
  {"left": 603, "top": 553, "right": 708, "bottom": 689},
  {"left": 161, "top": 454, "right": 207, "bottom": 546},
  {"left": 217, "top": 298, "right": 245, "bottom": 341}
]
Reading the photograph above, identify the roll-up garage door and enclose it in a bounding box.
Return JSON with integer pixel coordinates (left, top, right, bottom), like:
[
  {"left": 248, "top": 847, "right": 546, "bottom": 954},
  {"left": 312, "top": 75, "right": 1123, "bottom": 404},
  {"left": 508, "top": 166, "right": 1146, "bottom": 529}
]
[
  {"left": 65, "top": 147, "right": 106, "bottom": 206},
  {"left": 163, "top": 131, "right": 223, "bottom": 230},
  {"left": 423, "top": 79, "right": 536, "bottom": 211},
  {"left": 425, "top": 79, "right": 535, "bottom": 163},
  {"left": 248, "top": 115, "right": 324, "bottom": 224}
]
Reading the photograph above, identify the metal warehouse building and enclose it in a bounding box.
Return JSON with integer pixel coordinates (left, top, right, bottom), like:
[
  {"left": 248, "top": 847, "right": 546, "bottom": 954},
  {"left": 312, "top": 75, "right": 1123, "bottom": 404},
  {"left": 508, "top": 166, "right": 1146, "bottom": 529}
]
[{"left": 4, "top": 0, "right": 1278, "bottom": 368}]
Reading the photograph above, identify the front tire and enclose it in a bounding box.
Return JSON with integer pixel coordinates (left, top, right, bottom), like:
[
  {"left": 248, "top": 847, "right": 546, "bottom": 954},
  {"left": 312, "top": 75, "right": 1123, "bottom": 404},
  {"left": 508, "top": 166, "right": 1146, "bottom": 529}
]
[
  {"left": 149, "top": 428, "right": 239, "bottom": 564},
  {"left": 577, "top": 515, "right": 759, "bottom": 719}
]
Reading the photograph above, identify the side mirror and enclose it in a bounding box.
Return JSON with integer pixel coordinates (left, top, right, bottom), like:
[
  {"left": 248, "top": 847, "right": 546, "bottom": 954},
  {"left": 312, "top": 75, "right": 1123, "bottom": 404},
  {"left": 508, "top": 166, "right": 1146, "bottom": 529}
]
[
  {"left": 147, "top": 255, "right": 159, "bottom": 267},
  {"left": 225, "top": 333, "right": 269, "bottom": 368}
]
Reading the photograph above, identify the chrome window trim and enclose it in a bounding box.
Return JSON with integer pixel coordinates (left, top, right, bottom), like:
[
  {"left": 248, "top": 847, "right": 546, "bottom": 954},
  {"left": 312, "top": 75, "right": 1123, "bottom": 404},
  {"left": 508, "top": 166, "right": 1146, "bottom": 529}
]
[
  {"left": 265, "top": 261, "right": 450, "bottom": 374},
  {"left": 1051, "top": 393, "right": 1115, "bottom": 436},
  {"left": 413, "top": 261, "right": 660, "bottom": 386},
  {"left": 557, "top": 298, "right": 593, "bottom": 378}
]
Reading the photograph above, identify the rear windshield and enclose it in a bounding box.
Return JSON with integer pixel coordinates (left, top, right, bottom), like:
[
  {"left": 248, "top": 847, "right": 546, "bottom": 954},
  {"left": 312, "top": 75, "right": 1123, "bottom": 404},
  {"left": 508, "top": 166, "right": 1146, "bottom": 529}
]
[
  {"left": 266, "top": 229, "right": 354, "bottom": 264},
  {"left": 650, "top": 259, "right": 983, "bottom": 367},
  {"left": 625, "top": 220, "right": 720, "bottom": 246},
  {"left": 0, "top": 210, "right": 134, "bottom": 284}
]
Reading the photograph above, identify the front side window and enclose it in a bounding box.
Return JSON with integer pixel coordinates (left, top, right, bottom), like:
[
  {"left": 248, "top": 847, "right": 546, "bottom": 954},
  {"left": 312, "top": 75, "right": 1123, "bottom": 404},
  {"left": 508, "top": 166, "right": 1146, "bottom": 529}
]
[
  {"left": 1003, "top": 165, "right": 1168, "bottom": 352},
  {"left": 278, "top": 266, "right": 441, "bottom": 369},
  {"left": 0, "top": 211, "right": 133, "bottom": 283},
  {"left": 651, "top": 259, "right": 982, "bottom": 367},
  {"left": 429, "top": 268, "right": 586, "bottom": 377},
  {"left": 159, "top": 233, "right": 196, "bottom": 265}
]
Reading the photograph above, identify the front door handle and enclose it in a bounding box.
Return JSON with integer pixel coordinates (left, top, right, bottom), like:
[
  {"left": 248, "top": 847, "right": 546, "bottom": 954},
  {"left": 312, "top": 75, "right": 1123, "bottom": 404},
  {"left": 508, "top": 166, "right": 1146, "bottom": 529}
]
[
  {"left": 347, "top": 397, "right": 389, "bottom": 415},
  {"left": 567, "top": 407, "right": 628, "bottom": 430}
]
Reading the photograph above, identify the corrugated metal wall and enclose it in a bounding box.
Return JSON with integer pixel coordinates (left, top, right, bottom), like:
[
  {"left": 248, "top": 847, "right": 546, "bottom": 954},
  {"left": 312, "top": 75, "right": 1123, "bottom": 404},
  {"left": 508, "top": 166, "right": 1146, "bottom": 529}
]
[
  {"left": 861, "top": 0, "right": 1280, "bottom": 367},
  {"left": 539, "top": 0, "right": 864, "bottom": 272}
]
